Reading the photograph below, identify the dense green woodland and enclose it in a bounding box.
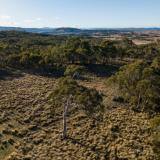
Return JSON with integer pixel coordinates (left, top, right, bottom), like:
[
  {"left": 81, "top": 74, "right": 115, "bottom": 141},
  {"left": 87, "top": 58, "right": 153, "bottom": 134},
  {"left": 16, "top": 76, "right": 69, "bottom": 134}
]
[
  {"left": 0, "top": 31, "right": 160, "bottom": 158},
  {"left": 0, "top": 31, "right": 160, "bottom": 71}
]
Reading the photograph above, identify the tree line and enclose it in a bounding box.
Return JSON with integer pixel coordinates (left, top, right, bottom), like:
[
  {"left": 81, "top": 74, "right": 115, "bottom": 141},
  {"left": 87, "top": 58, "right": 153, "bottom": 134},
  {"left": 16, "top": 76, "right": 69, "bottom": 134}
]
[{"left": 1, "top": 31, "right": 160, "bottom": 73}]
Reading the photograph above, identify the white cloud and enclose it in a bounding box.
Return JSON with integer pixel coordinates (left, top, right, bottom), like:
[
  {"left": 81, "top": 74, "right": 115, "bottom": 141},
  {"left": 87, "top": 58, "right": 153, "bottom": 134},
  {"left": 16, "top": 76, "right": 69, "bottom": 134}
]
[
  {"left": 24, "top": 19, "right": 35, "bottom": 23},
  {"left": 55, "top": 16, "right": 60, "bottom": 20},
  {"left": 0, "top": 15, "right": 16, "bottom": 26},
  {"left": 0, "top": 21, "right": 20, "bottom": 27},
  {"left": 0, "top": 15, "right": 11, "bottom": 20},
  {"left": 0, "top": 15, "right": 63, "bottom": 28},
  {"left": 36, "top": 18, "right": 42, "bottom": 21},
  {"left": 23, "top": 18, "right": 42, "bottom": 25},
  {"left": 24, "top": 18, "right": 42, "bottom": 23}
]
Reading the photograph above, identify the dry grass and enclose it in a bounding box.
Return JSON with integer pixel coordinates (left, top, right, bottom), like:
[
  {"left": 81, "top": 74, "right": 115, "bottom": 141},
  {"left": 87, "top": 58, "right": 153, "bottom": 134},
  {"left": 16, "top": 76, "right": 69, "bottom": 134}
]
[
  {"left": 132, "top": 39, "right": 153, "bottom": 45},
  {"left": 0, "top": 73, "right": 156, "bottom": 160}
]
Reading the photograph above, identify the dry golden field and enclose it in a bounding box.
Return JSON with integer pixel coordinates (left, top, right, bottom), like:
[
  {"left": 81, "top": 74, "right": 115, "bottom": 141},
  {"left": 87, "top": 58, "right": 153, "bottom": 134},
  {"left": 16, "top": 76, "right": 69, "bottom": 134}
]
[{"left": 0, "top": 71, "right": 156, "bottom": 160}]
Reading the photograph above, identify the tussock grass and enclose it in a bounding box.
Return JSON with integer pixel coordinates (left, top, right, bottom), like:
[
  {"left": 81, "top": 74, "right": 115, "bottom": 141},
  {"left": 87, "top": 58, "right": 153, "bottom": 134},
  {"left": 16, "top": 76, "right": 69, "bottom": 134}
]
[{"left": 0, "top": 73, "right": 156, "bottom": 159}]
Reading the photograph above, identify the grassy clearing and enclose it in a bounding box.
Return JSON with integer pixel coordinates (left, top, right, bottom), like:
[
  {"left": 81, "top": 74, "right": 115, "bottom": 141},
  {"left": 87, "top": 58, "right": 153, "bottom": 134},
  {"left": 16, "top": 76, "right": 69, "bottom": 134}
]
[{"left": 0, "top": 72, "right": 156, "bottom": 159}]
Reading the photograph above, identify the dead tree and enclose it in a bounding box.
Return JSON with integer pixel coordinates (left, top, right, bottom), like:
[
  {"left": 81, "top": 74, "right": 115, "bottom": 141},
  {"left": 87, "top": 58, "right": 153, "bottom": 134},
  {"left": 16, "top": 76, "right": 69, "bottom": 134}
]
[{"left": 63, "top": 95, "right": 72, "bottom": 139}]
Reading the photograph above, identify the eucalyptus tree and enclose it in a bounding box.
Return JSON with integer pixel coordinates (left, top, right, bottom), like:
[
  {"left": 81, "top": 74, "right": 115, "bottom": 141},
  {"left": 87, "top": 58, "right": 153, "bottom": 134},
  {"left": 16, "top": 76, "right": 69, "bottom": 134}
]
[{"left": 50, "top": 78, "right": 104, "bottom": 139}]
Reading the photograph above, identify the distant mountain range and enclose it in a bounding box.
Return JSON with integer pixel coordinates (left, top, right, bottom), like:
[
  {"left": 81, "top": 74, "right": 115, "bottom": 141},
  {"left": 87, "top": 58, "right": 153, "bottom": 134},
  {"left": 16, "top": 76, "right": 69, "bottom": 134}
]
[{"left": 1, "top": 26, "right": 160, "bottom": 35}]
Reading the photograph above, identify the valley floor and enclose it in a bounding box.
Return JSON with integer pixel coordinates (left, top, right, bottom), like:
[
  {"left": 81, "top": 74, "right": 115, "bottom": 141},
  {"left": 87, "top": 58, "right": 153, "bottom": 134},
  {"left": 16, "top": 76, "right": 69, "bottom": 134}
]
[{"left": 0, "top": 73, "right": 156, "bottom": 160}]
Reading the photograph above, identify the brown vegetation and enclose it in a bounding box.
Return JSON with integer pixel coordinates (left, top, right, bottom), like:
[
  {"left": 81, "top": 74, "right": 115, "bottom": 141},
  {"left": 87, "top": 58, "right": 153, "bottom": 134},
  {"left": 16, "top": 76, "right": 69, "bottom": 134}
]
[{"left": 0, "top": 72, "right": 155, "bottom": 159}]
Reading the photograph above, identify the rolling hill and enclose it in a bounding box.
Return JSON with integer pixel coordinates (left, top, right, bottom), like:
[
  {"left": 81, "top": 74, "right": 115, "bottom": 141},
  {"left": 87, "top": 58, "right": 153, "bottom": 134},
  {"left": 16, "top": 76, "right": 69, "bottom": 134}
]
[{"left": 1, "top": 26, "right": 160, "bottom": 36}]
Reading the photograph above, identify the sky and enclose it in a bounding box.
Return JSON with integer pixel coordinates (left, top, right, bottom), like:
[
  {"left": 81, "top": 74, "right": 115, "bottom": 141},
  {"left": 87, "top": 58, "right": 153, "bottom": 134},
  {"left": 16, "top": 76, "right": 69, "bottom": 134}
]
[{"left": 0, "top": 0, "right": 160, "bottom": 28}]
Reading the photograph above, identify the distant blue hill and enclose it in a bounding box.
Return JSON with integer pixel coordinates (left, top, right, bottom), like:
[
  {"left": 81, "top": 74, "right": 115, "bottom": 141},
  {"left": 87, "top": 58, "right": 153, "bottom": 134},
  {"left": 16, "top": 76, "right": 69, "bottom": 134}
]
[{"left": 0, "top": 26, "right": 160, "bottom": 35}]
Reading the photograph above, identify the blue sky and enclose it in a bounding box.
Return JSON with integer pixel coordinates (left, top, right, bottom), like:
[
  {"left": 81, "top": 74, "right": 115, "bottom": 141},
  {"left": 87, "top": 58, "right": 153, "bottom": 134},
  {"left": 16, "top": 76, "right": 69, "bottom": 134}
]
[{"left": 0, "top": 0, "right": 160, "bottom": 28}]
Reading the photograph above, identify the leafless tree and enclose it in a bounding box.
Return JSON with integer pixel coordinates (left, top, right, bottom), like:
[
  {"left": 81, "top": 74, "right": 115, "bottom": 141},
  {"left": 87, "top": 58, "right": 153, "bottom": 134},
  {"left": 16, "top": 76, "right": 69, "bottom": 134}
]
[{"left": 62, "top": 95, "right": 72, "bottom": 139}]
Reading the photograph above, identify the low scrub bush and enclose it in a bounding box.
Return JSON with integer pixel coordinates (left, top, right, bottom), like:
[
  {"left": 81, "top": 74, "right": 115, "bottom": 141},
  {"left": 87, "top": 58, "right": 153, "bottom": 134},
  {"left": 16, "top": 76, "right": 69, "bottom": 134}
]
[
  {"left": 64, "top": 65, "right": 86, "bottom": 79},
  {"left": 108, "top": 60, "right": 160, "bottom": 113},
  {"left": 50, "top": 77, "right": 104, "bottom": 115}
]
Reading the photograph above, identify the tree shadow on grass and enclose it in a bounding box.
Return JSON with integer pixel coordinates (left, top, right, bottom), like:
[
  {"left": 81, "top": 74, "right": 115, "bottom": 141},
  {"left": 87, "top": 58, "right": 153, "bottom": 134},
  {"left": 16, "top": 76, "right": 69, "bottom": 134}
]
[
  {"left": 66, "top": 136, "right": 109, "bottom": 156},
  {"left": 16, "top": 67, "right": 64, "bottom": 79},
  {"left": 85, "top": 64, "right": 122, "bottom": 77},
  {"left": 0, "top": 68, "right": 24, "bottom": 80},
  {"left": 66, "top": 136, "right": 128, "bottom": 159},
  {"left": 18, "top": 64, "right": 121, "bottom": 79},
  {"left": 1, "top": 63, "right": 122, "bottom": 80}
]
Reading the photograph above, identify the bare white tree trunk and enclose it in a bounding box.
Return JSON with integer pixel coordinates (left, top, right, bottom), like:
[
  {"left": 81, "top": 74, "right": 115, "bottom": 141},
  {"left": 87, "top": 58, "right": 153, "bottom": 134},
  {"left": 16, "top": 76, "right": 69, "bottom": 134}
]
[{"left": 63, "top": 95, "right": 71, "bottom": 139}]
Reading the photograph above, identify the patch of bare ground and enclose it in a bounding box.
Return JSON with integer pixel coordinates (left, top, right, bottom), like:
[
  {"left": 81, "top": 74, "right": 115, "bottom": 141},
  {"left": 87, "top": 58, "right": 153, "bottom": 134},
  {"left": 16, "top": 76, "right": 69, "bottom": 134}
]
[
  {"left": 0, "top": 73, "right": 156, "bottom": 159},
  {"left": 132, "top": 39, "right": 153, "bottom": 45}
]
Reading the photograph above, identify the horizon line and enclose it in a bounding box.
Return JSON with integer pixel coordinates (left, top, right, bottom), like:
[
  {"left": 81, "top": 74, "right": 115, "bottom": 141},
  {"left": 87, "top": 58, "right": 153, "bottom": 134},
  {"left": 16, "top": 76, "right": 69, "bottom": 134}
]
[{"left": 1, "top": 26, "right": 160, "bottom": 29}]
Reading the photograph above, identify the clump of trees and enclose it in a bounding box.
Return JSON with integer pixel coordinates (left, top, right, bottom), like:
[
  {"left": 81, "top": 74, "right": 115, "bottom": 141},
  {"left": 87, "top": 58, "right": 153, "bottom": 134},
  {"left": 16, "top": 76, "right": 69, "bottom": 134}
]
[
  {"left": 1, "top": 31, "right": 160, "bottom": 75},
  {"left": 50, "top": 77, "right": 104, "bottom": 138},
  {"left": 108, "top": 59, "right": 160, "bottom": 113},
  {"left": 152, "top": 56, "right": 160, "bottom": 73},
  {"left": 52, "top": 77, "right": 104, "bottom": 115}
]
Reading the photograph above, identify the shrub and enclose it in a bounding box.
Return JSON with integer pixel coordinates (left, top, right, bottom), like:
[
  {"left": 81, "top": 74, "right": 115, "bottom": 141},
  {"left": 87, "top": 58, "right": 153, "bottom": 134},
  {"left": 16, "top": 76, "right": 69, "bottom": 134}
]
[
  {"left": 152, "top": 56, "right": 160, "bottom": 74},
  {"left": 50, "top": 77, "right": 104, "bottom": 138},
  {"left": 50, "top": 77, "right": 104, "bottom": 115},
  {"left": 108, "top": 60, "right": 160, "bottom": 112},
  {"left": 6, "top": 54, "right": 21, "bottom": 67},
  {"left": 64, "top": 65, "right": 86, "bottom": 79}
]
